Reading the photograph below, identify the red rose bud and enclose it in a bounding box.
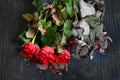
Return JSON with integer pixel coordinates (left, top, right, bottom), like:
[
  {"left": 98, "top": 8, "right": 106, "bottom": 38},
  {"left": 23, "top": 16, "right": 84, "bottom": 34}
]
[
  {"left": 56, "top": 50, "right": 70, "bottom": 65},
  {"left": 39, "top": 46, "right": 56, "bottom": 65},
  {"left": 20, "top": 43, "right": 40, "bottom": 59}
]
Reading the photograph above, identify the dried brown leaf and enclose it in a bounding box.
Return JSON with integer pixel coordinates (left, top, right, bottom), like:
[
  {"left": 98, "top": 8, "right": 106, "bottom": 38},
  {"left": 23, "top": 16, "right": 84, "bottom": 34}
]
[
  {"left": 33, "top": 12, "right": 39, "bottom": 21},
  {"left": 22, "top": 13, "right": 34, "bottom": 22},
  {"left": 44, "top": 5, "right": 62, "bottom": 26},
  {"left": 79, "top": 45, "right": 89, "bottom": 57},
  {"left": 38, "top": 23, "right": 46, "bottom": 35},
  {"left": 26, "top": 28, "right": 35, "bottom": 38},
  {"left": 52, "top": 12, "right": 61, "bottom": 26}
]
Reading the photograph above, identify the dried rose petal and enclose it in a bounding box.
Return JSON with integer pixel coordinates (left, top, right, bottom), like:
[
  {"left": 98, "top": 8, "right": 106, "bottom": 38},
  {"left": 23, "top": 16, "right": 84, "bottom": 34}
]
[
  {"left": 78, "top": 45, "right": 89, "bottom": 58},
  {"left": 101, "top": 36, "right": 111, "bottom": 51},
  {"left": 49, "top": 63, "right": 67, "bottom": 75},
  {"left": 95, "top": 35, "right": 112, "bottom": 54}
]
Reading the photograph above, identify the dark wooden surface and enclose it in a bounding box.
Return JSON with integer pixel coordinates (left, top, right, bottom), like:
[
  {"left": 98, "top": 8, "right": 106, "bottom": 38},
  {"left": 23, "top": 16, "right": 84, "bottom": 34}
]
[{"left": 0, "top": 0, "right": 120, "bottom": 80}]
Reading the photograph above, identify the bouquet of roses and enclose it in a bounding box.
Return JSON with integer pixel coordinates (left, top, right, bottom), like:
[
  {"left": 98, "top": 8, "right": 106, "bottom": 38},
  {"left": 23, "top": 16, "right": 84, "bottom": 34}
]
[{"left": 18, "top": 0, "right": 112, "bottom": 74}]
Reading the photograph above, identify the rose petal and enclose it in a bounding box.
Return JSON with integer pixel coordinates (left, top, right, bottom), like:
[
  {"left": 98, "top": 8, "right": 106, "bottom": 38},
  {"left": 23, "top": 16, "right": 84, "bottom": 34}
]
[
  {"left": 101, "top": 36, "right": 111, "bottom": 51},
  {"left": 78, "top": 45, "right": 89, "bottom": 57},
  {"left": 100, "top": 39, "right": 108, "bottom": 50}
]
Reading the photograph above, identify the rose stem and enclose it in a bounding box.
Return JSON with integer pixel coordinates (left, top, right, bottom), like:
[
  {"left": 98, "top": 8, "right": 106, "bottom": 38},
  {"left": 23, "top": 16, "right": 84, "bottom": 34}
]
[
  {"left": 74, "top": 0, "right": 78, "bottom": 21},
  {"left": 31, "top": 30, "right": 38, "bottom": 44}
]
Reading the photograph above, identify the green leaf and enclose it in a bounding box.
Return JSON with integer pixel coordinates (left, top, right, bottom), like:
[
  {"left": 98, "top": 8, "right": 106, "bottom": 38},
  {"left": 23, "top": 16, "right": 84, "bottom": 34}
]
[
  {"left": 38, "top": 3, "right": 48, "bottom": 15},
  {"left": 63, "top": 20, "right": 73, "bottom": 38},
  {"left": 63, "top": 0, "right": 73, "bottom": 17},
  {"left": 40, "top": 19, "right": 46, "bottom": 26},
  {"left": 24, "top": 59, "right": 30, "bottom": 65},
  {"left": 32, "top": 0, "right": 41, "bottom": 8},
  {"left": 74, "top": 0, "right": 80, "bottom": 14},
  {"left": 44, "top": 21, "right": 52, "bottom": 29},
  {"left": 19, "top": 32, "right": 31, "bottom": 44},
  {"left": 41, "top": 36, "right": 51, "bottom": 45},
  {"left": 41, "top": 27, "right": 60, "bottom": 46},
  {"left": 61, "top": 8, "right": 68, "bottom": 20}
]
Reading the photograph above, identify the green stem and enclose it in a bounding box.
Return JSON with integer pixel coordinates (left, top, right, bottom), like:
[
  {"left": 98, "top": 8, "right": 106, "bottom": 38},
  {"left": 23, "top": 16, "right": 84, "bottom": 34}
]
[
  {"left": 74, "top": 10, "right": 78, "bottom": 21},
  {"left": 44, "top": 10, "right": 49, "bottom": 20},
  {"left": 73, "top": 0, "right": 78, "bottom": 21},
  {"left": 31, "top": 30, "right": 38, "bottom": 44},
  {"left": 52, "top": 0, "right": 57, "bottom": 5},
  {"left": 44, "top": 0, "right": 57, "bottom": 20},
  {"left": 32, "top": 0, "right": 57, "bottom": 44}
]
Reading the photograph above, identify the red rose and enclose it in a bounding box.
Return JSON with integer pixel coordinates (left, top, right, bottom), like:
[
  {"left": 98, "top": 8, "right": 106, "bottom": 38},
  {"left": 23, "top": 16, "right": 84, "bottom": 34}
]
[
  {"left": 56, "top": 50, "right": 70, "bottom": 65},
  {"left": 38, "top": 46, "right": 56, "bottom": 65},
  {"left": 20, "top": 43, "right": 40, "bottom": 59}
]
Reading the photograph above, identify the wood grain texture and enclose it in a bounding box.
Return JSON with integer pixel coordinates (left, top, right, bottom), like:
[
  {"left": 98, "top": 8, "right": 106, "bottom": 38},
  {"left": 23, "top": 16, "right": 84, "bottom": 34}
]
[{"left": 0, "top": 0, "right": 120, "bottom": 80}]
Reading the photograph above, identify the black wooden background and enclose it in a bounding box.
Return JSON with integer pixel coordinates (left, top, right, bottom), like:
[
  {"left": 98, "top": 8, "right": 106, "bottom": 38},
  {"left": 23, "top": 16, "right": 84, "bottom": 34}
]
[{"left": 0, "top": 0, "right": 120, "bottom": 80}]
